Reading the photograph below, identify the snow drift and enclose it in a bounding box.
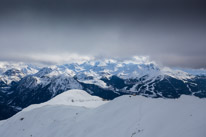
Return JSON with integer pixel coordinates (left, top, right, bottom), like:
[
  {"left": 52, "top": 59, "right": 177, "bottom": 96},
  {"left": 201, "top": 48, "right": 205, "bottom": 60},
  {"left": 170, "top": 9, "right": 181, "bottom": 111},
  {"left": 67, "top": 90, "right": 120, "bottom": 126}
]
[{"left": 0, "top": 89, "right": 205, "bottom": 137}]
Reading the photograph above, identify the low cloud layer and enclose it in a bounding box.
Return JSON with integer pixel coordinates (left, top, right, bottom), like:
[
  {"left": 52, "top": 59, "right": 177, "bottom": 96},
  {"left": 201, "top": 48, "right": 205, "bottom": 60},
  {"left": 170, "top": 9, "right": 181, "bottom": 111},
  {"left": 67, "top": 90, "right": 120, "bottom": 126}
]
[{"left": 0, "top": 0, "right": 205, "bottom": 68}]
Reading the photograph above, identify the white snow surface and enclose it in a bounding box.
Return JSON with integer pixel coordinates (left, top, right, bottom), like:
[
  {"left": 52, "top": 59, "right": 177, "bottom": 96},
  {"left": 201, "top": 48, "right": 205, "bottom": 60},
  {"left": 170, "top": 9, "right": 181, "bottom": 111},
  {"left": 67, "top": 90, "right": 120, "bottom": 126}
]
[
  {"left": 0, "top": 90, "right": 205, "bottom": 137},
  {"left": 23, "top": 89, "right": 108, "bottom": 111}
]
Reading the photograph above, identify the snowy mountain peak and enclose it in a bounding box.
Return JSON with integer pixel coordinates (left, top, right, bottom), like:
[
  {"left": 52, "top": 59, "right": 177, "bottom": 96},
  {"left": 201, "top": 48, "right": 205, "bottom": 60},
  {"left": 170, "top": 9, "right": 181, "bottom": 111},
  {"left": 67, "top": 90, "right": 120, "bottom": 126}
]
[
  {"left": 0, "top": 62, "right": 39, "bottom": 75},
  {"left": 3, "top": 68, "right": 23, "bottom": 77},
  {"left": 162, "top": 67, "right": 194, "bottom": 80},
  {"left": 35, "top": 67, "right": 53, "bottom": 77},
  {"left": 24, "top": 89, "right": 108, "bottom": 111},
  {"left": 47, "top": 89, "right": 108, "bottom": 107}
]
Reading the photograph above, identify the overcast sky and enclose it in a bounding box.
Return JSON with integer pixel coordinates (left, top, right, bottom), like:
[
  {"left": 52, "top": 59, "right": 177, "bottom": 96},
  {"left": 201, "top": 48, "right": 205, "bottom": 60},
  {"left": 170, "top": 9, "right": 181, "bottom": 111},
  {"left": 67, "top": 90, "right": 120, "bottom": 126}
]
[{"left": 0, "top": 0, "right": 205, "bottom": 68}]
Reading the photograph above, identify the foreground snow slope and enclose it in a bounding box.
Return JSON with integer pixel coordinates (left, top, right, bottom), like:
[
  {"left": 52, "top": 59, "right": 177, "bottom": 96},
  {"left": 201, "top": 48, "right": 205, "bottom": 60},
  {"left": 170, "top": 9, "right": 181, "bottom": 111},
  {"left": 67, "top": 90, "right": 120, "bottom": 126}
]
[{"left": 0, "top": 90, "right": 206, "bottom": 137}]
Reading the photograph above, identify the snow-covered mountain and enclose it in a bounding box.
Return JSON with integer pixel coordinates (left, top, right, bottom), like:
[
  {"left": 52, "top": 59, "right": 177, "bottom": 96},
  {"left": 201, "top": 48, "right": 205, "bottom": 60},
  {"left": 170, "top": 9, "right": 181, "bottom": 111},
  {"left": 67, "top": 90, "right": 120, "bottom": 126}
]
[
  {"left": 0, "top": 58, "right": 206, "bottom": 120},
  {"left": 0, "top": 89, "right": 205, "bottom": 137},
  {"left": 0, "top": 62, "right": 39, "bottom": 76},
  {"left": 23, "top": 89, "right": 108, "bottom": 112}
]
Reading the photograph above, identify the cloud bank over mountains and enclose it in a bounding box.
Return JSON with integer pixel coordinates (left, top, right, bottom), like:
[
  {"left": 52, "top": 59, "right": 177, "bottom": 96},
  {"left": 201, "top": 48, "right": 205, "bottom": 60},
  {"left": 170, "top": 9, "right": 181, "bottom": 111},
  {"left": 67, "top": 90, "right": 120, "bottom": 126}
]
[{"left": 0, "top": 0, "right": 205, "bottom": 68}]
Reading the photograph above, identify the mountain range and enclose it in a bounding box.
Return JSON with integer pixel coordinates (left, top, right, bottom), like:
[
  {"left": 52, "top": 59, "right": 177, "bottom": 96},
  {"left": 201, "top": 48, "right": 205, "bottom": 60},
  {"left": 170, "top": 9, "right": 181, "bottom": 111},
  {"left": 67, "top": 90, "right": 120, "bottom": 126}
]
[{"left": 0, "top": 58, "right": 206, "bottom": 120}]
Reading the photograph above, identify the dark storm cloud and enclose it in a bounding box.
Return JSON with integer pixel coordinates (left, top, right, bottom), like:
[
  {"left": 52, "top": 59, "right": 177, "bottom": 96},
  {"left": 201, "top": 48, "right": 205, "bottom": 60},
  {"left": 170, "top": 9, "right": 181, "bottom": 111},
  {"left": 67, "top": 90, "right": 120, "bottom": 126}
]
[{"left": 0, "top": 0, "right": 205, "bottom": 68}]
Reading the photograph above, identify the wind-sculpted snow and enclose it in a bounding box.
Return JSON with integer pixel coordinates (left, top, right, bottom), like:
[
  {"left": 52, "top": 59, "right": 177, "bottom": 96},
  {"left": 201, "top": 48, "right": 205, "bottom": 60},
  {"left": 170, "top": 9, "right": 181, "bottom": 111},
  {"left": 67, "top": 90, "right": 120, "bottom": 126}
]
[{"left": 0, "top": 90, "right": 205, "bottom": 137}]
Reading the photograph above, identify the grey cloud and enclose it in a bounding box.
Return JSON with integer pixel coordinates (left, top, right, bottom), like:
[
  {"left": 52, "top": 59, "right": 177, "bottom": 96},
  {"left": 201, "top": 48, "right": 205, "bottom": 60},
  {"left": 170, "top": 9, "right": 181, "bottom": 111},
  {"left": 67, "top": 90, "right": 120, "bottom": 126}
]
[{"left": 0, "top": 0, "right": 205, "bottom": 68}]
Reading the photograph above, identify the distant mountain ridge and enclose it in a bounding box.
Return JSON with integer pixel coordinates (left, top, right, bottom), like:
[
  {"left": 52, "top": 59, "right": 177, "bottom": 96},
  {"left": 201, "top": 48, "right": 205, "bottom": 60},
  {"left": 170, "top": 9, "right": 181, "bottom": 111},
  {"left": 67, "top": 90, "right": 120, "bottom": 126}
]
[{"left": 0, "top": 58, "right": 206, "bottom": 120}]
